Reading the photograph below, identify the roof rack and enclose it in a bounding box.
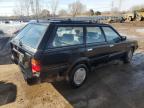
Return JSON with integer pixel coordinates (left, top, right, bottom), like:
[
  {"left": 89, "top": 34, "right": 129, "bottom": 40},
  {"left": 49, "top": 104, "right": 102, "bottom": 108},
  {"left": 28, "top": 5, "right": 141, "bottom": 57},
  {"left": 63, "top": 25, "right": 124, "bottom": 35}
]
[
  {"left": 29, "top": 17, "right": 101, "bottom": 24},
  {"left": 47, "top": 18, "right": 99, "bottom": 24}
]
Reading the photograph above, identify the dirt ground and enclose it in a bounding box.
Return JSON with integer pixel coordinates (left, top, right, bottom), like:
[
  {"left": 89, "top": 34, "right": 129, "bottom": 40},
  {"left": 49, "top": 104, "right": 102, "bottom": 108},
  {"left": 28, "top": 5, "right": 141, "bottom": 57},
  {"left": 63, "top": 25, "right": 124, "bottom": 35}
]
[
  {"left": 0, "top": 65, "right": 72, "bottom": 108},
  {"left": 112, "top": 21, "right": 144, "bottom": 50},
  {"left": 0, "top": 22, "right": 144, "bottom": 108}
]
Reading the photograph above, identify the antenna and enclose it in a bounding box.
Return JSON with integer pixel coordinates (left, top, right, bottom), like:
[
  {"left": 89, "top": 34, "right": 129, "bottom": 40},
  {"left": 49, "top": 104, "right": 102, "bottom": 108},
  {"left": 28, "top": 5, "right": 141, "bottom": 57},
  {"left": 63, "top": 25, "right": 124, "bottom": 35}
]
[{"left": 119, "top": 0, "right": 122, "bottom": 11}]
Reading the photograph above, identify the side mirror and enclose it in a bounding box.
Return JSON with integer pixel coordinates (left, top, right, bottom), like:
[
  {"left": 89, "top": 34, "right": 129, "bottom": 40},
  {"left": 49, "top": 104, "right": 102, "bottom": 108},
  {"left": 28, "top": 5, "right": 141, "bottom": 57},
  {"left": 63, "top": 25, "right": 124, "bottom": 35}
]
[{"left": 121, "top": 36, "right": 127, "bottom": 41}]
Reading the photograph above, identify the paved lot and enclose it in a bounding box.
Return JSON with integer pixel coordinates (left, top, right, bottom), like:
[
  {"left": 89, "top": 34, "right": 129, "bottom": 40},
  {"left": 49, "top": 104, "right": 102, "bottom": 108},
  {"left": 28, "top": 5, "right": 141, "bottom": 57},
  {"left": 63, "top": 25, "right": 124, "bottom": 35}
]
[{"left": 52, "top": 51, "right": 144, "bottom": 108}]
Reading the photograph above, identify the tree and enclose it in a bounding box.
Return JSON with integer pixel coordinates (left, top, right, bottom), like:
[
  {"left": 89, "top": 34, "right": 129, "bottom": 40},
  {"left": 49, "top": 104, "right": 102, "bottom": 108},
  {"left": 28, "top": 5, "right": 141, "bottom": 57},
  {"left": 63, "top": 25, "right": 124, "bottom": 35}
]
[
  {"left": 89, "top": 9, "right": 94, "bottom": 16},
  {"left": 68, "top": 1, "right": 86, "bottom": 17},
  {"left": 13, "top": 1, "right": 25, "bottom": 16},
  {"left": 40, "top": 9, "right": 50, "bottom": 18},
  {"left": 58, "top": 9, "right": 67, "bottom": 16},
  {"left": 50, "top": 0, "right": 59, "bottom": 17},
  {"left": 29, "top": 0, "right": 41, "bottom": 18},
  {"left": 30, "top": 0, "right": 35, "bottom": 15},
  {"left": 13, "top": 0, "right": 41, "bottom": 18},
  {"left": 24, "top": 0, "right": 31, "bottom": 16},
  {"left": 95, "top": 11, "right": 101, "bottom": 15}
]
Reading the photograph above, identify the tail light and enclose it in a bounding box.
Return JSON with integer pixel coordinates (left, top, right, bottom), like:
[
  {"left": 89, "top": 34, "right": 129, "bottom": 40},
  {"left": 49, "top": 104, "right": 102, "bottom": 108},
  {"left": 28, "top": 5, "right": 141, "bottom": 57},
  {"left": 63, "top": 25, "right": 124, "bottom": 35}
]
[{"left": 31, "top": 58, "right": 41, "bottom": 73}]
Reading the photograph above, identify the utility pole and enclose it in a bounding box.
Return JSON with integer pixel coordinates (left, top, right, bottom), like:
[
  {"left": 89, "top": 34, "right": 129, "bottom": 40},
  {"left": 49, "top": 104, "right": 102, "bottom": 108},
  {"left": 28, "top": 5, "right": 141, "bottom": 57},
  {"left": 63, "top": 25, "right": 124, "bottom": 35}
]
[
  {"left": 119, "top": 0, "right": 122, "bottom": 11},
  {"left": 73, "top": 0, "right": 78, "bottom": 18},
  {"left": 36, "top": 0, "right": 39, "bottom": 21},
  {"left": 111, "top": 1, "right": 114, "bottom": 13}
]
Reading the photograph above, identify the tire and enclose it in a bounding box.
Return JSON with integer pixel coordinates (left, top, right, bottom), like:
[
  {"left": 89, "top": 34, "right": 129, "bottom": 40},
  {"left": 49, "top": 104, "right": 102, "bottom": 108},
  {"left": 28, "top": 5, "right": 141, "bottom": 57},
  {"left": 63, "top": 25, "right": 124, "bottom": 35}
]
[
  {"left": 26, "top": 78, "right": 34, "bottom": 85},
  {"left": 26, "top": 78, "right": 40, "bottom": 85},
  {"left": 136, "top": 16, "right": 142, "bottom": 21},
  {"left": 127, "top": 17, "right": 132, "bottom": 22},
  {"left": 123, "top": 49, "right": 134, "bottom": 64},
  {"left": 69, "top": 64, "right": 88, "bottom": 88}
]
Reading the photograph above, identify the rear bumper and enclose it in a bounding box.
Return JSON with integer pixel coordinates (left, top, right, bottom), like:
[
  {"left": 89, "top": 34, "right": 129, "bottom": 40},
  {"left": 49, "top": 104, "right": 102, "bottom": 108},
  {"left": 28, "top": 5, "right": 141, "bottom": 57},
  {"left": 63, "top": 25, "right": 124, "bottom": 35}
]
[
  {"left": 11, "top": 54, "right": 18, "bottom": 64},
  {"left": 11, "top": 54, "right": 34, "bottom": 80},
  {"left": 19, "top": 64, "right": 33, "bottom": 80},
  {"left": 11, "top": 52, "right": 68, "bottom": 82},
  {"left": 19, "top": 65, "right": 68, "bottom": 82}
]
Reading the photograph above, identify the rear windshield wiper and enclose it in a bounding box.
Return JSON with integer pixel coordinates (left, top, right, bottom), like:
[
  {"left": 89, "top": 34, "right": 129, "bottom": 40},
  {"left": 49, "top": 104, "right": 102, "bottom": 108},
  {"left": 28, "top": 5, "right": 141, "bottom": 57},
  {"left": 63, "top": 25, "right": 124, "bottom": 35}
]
[{"left": 19, "top": 41, "right": 23, "bottom": 47}]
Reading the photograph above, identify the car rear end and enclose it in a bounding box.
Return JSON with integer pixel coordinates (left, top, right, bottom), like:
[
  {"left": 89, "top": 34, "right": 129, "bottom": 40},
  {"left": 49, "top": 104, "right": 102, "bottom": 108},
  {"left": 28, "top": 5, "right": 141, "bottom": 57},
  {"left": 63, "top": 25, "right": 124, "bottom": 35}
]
[{"left": 10, "top": 23, "right": 48, "bottom": 81}]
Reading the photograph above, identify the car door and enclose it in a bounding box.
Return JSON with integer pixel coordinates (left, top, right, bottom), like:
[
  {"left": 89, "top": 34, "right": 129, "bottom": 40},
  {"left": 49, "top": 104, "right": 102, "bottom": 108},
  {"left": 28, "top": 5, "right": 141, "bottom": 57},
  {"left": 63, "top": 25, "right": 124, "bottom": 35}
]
[
  {"left": 85, "top": 26, "right": 110, "bottom": 64},
  {"left": 41, "top": 25, "right": 85, "bottom": 75},
  {"left": 102, "top": 26, "right": 127, "bottom": 59}
]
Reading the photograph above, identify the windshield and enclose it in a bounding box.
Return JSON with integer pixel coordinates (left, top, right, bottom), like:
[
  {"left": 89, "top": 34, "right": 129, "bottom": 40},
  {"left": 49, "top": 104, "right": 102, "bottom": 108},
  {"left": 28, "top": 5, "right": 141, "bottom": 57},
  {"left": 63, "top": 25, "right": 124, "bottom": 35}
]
[{"left": 14, "top": 23, "right": 48, "bottom": 49}]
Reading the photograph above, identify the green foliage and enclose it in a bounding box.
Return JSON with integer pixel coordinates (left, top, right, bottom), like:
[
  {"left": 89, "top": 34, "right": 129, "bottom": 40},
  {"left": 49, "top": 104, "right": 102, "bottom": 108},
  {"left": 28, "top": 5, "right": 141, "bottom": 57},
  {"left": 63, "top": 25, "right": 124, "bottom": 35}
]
[
  {"left": 89, "top": 9, "right": 94, "bottom": 16},
  {"left": 95, "top": 11, "right": 101, "bottom": 15}
]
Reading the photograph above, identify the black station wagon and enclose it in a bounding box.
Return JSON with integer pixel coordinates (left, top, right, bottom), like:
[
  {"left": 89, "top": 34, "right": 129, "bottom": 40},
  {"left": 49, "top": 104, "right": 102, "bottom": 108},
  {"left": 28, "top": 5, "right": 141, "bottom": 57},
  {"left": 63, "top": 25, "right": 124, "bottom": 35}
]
[{"left": 10, "top": 20, "right": 138, "bottom": 88}]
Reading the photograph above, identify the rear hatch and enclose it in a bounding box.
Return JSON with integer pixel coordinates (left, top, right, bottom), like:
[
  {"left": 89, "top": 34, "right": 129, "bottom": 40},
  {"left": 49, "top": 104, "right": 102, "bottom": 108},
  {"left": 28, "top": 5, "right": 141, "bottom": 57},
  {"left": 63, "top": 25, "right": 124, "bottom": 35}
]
[{"left": 10, "top": 23, "right": 48, "bottom": 78}]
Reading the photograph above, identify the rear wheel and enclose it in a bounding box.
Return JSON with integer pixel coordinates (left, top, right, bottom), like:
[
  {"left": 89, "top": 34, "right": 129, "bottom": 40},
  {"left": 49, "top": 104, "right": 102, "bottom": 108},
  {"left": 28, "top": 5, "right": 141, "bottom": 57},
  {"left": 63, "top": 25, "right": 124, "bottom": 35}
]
[
  {"left": 69, "top": 64, "right": 88, "bottom": 88},
  {"left": 26, "top": 78, "right": 40, "bottom": 85},
  {"left": 123, "top": 49, "right": 134, "bottom": 63}
]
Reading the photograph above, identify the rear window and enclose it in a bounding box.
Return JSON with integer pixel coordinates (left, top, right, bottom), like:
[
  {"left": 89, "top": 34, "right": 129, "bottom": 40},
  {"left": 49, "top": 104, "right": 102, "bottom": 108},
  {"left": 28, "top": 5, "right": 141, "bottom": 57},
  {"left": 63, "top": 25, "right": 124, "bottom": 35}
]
[{"left": 14, "top": 23, "right": 48, "bottom": 49}]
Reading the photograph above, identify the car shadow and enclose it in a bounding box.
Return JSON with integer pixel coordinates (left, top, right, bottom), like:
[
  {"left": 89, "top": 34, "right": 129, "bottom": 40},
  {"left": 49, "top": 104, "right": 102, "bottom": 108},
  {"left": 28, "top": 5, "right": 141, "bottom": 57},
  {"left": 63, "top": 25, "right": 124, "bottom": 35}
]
[
  {"left": 52, "top": 63, "right": 124, "bottom": 108},
  {"left": 52, "top": 61, "right": 136, "bottom": 108},
  {"left": 0, "top": 81, "right": 17, "bottom": 106},
  {"left": 0, "top": 30, "right": 4, "bottom": 35},
  {"left": 0, "top": 55, "right": 12, "bottom": 65},
  {"left": 0, "top": 36, "right": 12, "bottom": 65}
]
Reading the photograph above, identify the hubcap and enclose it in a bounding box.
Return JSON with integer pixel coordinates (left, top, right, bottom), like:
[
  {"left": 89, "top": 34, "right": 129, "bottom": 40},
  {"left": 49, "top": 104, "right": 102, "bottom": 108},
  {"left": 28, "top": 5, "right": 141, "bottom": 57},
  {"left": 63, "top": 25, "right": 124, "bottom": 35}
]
[{"left": 74, "top": 68, "right": 86, "bottom": 85}]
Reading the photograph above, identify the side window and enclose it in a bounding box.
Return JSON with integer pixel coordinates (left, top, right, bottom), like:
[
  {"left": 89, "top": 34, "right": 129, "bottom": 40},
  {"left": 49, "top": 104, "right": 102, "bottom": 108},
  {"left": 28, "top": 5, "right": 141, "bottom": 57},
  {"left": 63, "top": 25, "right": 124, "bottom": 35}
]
[
  {"left": 86, "top": 27, "right": 105, "bottom": 44},
  {"left": 52, "top": 27, "right": 83, "bottom": 47},
  {"left": 102, "top": 27, "right": 121, "bottom": 43}
]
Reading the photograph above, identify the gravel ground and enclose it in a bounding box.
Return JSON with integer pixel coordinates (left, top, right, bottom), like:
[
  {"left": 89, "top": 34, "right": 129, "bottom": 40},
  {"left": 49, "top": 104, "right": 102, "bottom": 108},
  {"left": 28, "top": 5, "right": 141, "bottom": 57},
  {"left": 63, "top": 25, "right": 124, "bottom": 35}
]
[{"left": 0, "top": 22, "right": 144, "bottom": 108}]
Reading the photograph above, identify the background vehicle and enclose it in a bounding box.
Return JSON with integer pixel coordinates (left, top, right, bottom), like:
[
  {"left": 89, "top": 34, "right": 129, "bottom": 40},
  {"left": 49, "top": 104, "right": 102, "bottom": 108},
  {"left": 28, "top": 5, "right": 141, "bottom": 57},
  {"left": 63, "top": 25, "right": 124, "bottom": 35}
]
[
  {"left": 123, "top": 11, "right": 144, "bottom": 22},
  {"left": 10, "top": 20, "right": 138, "bottom": 88},
  {"left": 5, "top": 20, "right": 10, "bottom": 24}
]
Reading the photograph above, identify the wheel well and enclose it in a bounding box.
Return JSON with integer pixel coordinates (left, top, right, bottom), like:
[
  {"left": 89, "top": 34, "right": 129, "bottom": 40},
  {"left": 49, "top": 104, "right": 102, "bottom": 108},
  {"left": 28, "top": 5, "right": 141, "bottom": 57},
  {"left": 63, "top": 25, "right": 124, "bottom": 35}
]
[
  {"left": 65, "top": 60, "right": 90, "bottom": 81},
  {"left": 66, "top": 60, "right": 90, "bottom": 76},
  {"left": 71, "top": 61, "right": 90, "bottom": 71},
  {"left": 131, "top": 46, "right": 135, "bottom": 52}
]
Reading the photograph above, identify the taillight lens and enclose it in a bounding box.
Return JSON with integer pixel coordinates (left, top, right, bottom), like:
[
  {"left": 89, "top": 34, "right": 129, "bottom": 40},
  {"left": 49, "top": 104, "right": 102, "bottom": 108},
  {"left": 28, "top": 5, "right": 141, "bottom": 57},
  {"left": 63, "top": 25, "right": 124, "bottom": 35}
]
[{"left": 31, "top": 58, "right": 41, "bottom": 73}]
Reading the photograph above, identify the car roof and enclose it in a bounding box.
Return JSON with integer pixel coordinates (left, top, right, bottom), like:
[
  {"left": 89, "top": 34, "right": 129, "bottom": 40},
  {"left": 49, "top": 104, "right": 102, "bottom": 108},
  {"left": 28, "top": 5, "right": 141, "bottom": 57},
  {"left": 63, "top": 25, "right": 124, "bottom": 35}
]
[{"left": 29, "top": 19, "right": 110, "bottom": 26}]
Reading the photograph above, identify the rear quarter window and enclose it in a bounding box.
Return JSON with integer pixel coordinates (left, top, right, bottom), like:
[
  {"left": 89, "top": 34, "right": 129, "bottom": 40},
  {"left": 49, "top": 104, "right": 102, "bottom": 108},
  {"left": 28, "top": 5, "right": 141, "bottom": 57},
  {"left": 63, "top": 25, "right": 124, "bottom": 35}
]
[{"left": 14, "top": 23, "right": 48, "bottom": 49}]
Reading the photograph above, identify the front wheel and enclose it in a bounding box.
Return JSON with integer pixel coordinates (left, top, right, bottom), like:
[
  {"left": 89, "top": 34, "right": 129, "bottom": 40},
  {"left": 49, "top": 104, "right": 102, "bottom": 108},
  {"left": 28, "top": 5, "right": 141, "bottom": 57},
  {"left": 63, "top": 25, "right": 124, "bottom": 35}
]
[
  {"left": 123, "top": 49, "right": 134, "bottom": 63},
  {"left": 69, "top": 64, "right": 88, "bottom": 88}
]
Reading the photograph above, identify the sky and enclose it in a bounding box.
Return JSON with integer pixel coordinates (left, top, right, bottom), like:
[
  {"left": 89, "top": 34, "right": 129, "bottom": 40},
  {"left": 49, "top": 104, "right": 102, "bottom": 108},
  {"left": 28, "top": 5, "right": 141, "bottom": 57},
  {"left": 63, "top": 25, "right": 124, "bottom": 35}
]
[{"left": 0, "top": 0, "right": 144, "bottom": 16}]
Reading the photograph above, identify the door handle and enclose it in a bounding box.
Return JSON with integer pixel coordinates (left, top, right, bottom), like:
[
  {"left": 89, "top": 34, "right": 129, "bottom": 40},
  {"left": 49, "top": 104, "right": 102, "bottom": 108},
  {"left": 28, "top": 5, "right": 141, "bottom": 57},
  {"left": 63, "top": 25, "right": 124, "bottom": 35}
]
[
  {"left": 109, "top": 44, "right": 114, "bottom": 47},
  {"left": 87, "top": 48, "right": 93, "bottom": 51}
]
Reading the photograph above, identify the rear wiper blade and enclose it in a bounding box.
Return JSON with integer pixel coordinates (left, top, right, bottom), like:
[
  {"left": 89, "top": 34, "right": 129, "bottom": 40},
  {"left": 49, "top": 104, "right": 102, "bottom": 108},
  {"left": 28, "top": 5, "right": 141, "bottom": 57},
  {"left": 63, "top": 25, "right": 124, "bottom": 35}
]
[{"left": 19, "top": 41, "right": 23, "bottom": 47}]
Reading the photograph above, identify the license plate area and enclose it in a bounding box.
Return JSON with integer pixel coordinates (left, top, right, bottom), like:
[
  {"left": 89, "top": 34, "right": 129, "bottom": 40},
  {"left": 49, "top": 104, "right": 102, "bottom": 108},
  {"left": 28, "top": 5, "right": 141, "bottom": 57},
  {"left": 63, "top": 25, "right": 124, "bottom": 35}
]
[{"left": 19, "top": 52, "right": 24, "bottom": 63}]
